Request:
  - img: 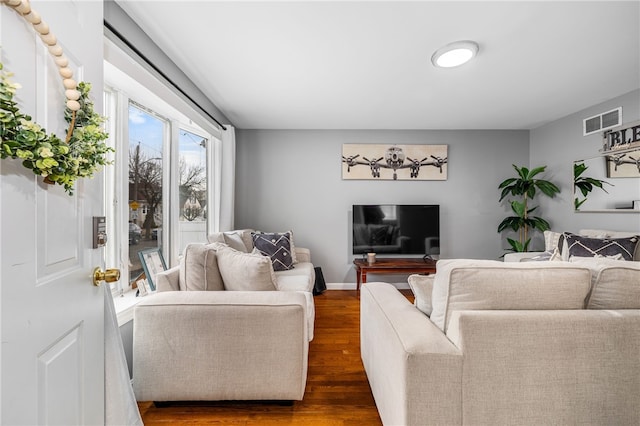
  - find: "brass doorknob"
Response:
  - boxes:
[93,267,121,287]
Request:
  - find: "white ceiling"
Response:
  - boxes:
[117,1,640,130]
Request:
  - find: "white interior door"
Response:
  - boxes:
[1,2,106,424]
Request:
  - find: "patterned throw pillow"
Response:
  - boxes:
[563,232,639,261]
[251,232,295,271]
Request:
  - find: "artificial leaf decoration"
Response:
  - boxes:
[0,62,112,195]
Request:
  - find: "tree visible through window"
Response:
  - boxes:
[179,129,207,222]
[128,103,165,283]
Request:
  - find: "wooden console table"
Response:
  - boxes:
[353,258,436,291]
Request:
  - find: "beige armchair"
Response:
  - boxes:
[133,291,310,402]
[132,231,315,403]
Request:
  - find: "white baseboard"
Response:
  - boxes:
[326,282,357,290]
[326,282,410,290]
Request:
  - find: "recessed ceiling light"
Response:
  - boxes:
[431,40,479,68]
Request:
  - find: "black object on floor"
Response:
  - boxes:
[313,267,327,295]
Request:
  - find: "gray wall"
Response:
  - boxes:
[531,89,640,242]
[235,129,529,283]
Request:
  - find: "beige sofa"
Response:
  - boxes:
[360,259,640,426]
[156,229,316,293]
[133,229,315,403]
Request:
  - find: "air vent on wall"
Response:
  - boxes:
[583,107,622,136]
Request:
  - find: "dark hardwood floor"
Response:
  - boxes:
[138,289,412,425]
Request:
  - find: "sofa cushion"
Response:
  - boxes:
[179,243,224,291]
[408,274,434,316]
[216,245,278,291]
[564,232,639,261]
[274,262,315,292]
[430,259,592,332]
[252,232,295,271]
[570,258,640,309]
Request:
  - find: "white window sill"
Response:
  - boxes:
[113,289,143,327]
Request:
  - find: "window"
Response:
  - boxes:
[128,103,167,284]
[177,128,209,253]
[103,50,218,294]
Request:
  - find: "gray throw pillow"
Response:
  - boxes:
[179,243,224,291]
[251,232,295,271]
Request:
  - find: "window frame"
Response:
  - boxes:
[104,65,217,295]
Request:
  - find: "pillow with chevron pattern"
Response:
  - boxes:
[251,232,295,271]
[563,232,640,261]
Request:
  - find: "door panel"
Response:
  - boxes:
[1,2,105,424]
[37,324,83,425]
[37,186,82,277]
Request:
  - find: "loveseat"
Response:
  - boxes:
[360,258,640,425]
[133,229,315,403]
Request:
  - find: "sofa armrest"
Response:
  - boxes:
[295,247,311,263]
[133,291,309,402]
[360,282,462,426]
[446,310,640,425]
[155,265,180,292]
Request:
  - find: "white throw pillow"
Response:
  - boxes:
[216,245,278,291]
[544,230,563,252]
[408,274,434,317]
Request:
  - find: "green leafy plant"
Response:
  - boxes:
[573,162,612,210]
[498,165,561,252]
[0,61,112,195]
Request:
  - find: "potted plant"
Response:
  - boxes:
[573,162,611,210]
[498,165,560,252]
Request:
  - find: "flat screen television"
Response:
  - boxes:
[352,204,440,256]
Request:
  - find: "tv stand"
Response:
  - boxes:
[353,257,436,291]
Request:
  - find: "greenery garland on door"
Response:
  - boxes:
[0,0,112,195]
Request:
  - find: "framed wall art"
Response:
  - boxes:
[138,247,167,291]
[606,150,640,178]
[342,144,448,180]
